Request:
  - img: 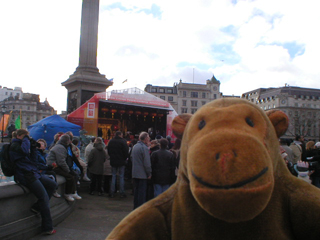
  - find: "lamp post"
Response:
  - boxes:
[1,103,7,143]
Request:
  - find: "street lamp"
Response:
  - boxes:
[1,103,7,143]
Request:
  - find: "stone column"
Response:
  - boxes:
[78,0,99,71]
[62,0,112,113]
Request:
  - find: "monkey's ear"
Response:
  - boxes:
[172,114,192,139]
[266,110,289,138]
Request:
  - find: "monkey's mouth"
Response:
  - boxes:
[191,167,268,190]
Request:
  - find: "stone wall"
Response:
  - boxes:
[0,175,75,240]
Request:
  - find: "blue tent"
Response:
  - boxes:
[27,115,81,147]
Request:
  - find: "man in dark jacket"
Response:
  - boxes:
[107,131,129,198]
[88,137,107,195]
[9,129,57,235]
[151,138,176,197]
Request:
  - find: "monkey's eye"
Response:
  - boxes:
[245,117,254,127]
[199,120,206,130]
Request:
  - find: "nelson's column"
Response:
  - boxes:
[62,0,112,113]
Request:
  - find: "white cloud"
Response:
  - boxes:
[1,0,320,113]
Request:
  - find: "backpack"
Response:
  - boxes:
[0,143,15,177]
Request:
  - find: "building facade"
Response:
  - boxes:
[1,93,56,130]
[0,86,23,102]
[145,75,222,114]
[242,86,320,140]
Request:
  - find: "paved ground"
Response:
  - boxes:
[29,183,134,240]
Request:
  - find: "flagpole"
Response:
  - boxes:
[20,109,22,129]
[1,115,4,143]
[193,68,194,84]
[1,103,7,142]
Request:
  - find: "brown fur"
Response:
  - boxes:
[106,98,320,240]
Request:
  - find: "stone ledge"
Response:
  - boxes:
[0,175,74,240]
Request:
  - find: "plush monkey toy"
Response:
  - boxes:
[106,98,320,240]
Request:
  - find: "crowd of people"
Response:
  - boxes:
[7,128,181,235]
[9,124,320,237]
[280,135,320,187]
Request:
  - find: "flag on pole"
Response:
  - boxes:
[109,78,114,82]
[122,79,128,84]
[0,114,10,131]
[15,110,21,129]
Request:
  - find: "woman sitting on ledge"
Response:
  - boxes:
[9,129,57,235]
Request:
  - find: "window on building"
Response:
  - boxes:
[182,100,187,106]
[191,100,198,107]
[191,92,198,98]
[168,96,173,101]
[202,92,206,98]
[10,92,13,96]
[183,91,186,97]
[214,94,217,99]
[181,108,188,113]
[5,92,8,95]
[191,108,197,114]
[160,96,165,100]
[159,88,164,93]
[27,106,30,110]
[202,101,206,105]
[167,89,173,93]
[12,105,15,109]
[295,103,299,107]
[26,117,30,120]
[151,88,157,93]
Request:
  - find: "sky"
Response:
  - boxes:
[1,0,320,113]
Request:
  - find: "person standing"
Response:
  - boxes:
[131,132,152,209]
[147,140,160,200]
[71,137,90,181]
[279,138,294,164]
[151,138,176,197]
[107,131,129,198]
[166,135,174,150]
[290,135,303,164]
[88,137,107,196]
[306,141,320,188]
[103,145,112,194]
[85,137,95,164]
[9,129,57,235]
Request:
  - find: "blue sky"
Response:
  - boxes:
[0,0,319,113]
